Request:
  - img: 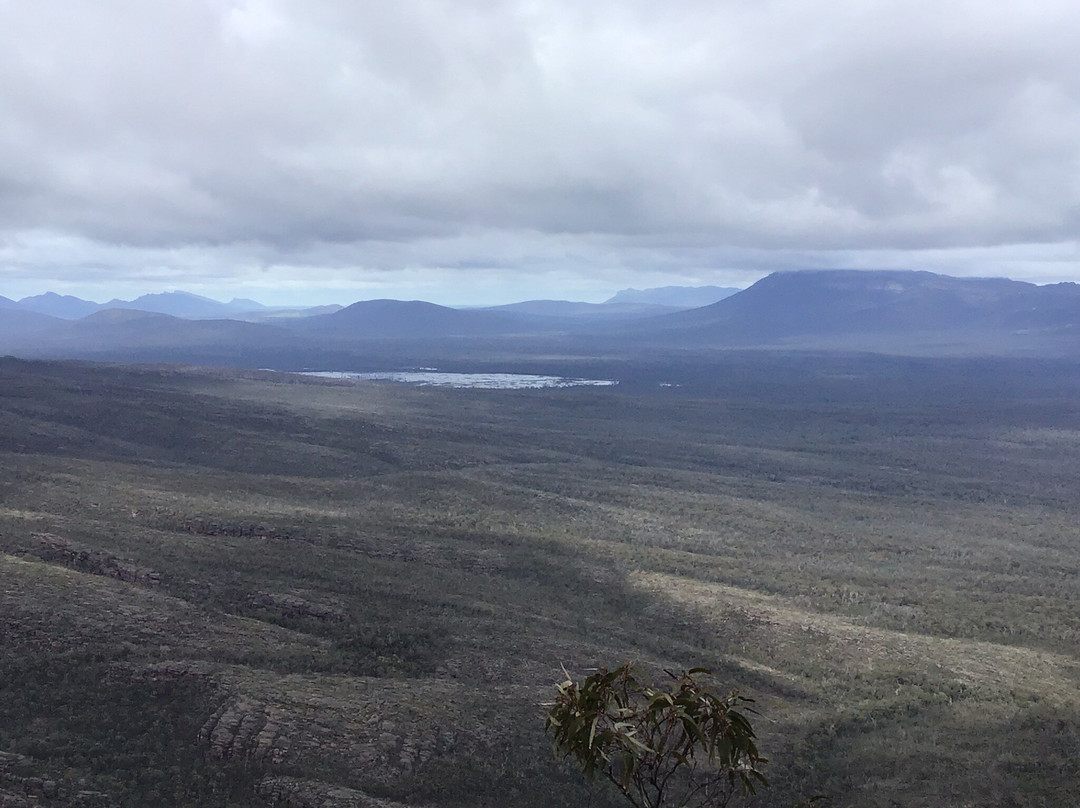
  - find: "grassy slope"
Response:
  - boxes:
[0,356,1078,807]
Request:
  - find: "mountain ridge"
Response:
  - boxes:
[6,271,1080,361]
[18,291,104,319]
[290,298,532,338]
[8,290,274,320]
[635,269,1080,351]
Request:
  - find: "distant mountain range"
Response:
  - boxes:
[3,272,1080,363]
[13,290,271,320]
[2,286,735,322]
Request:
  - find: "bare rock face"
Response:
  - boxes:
[121,661,213,684]
[199,700,291,764]
[28,533,162,585]
[255,776,419,808]
[177,518,300,543]
[0,752,114,808]
[71,792,116,808]
[248,591,346,622]
[366,720,456,775]
[0,790,37,807]
[0,753,60,807]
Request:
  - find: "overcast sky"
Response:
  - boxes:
[2,0,1080,305]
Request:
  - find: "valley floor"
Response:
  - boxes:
[0,354,1078,807]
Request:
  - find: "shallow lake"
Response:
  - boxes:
[301,371,618,389]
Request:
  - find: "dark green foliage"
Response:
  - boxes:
[0,656,255,807]
[546,663,767,808]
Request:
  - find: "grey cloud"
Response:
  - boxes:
[2,0,1080,296]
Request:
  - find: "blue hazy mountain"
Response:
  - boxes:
[3,309,306,367]
[0,309,65,339]
[17,292,104,319]
[638,270,1080,351]
[104,291,269,318]
[13,291,271,320]
[291,299,528,338]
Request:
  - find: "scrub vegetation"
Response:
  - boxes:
[0,353,1078,807]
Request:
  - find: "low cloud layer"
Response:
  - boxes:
[2,0,1079,302]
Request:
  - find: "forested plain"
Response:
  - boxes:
[1,352,1078,807]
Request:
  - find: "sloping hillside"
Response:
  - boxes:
[0,309,65,339]
[1,357,1078,807]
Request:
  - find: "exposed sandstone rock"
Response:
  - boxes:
[121,661,213,683]
[0,752,71,806]
[0,789,36,808]
[0,753,24,776]
[199,700,291,764]
[29,533,161,586]
[248,591,345,622]
[176,518,301,543]
[256,776,420,808]
[72,791,116,808]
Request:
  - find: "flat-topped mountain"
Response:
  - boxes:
[641,270,1080,352]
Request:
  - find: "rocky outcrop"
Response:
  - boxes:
[0,752,115,808]
[199,700,291,765]
[176,518,305,543]
[362,716,458,774]
[121,661,214,684]
[28,533,161,585]
[255,777,418,808]
[70,793,115,808]
[0,790,37,808]
[0,753,55,805]
[248,591,345,622]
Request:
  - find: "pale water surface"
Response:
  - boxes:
[302,371,617,389]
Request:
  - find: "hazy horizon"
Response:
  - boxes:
[5,267,1079,312]
[4,281,751,310]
